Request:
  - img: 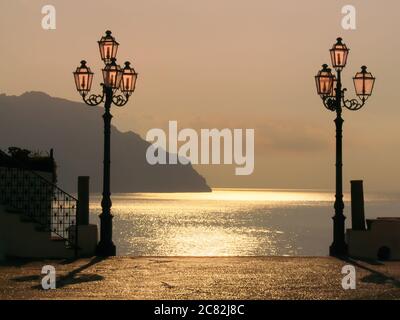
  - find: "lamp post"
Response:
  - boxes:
[315,37,375,257]
[73,30,138,256]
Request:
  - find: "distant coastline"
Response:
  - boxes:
[0,92,211,193]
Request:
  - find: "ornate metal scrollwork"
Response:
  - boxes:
[83,93,105,106]
[321,90,366,112]
[341,88,365,111]
[112,94,129,107]
[342,98,365,111]
[81,90,129,107]
[322,96,337,112]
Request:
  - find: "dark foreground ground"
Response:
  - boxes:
[0,257,399,300]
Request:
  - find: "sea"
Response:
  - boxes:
[88,189,400,256]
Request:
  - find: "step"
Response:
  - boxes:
[0,205,74,259]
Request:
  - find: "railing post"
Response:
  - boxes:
[350,180,366,231]
[77,176,90,226]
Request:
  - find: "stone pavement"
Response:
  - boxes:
[0,256,399,299]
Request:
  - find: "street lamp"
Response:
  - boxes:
[73,30,138,256]
[98,30,119,64]
[315,37,375,257]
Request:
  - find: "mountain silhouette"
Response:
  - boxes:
[0,92,211,193]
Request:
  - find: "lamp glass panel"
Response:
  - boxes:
[103,66,122,89]
[330,43,349,69]
[121,72,137,93]
[329,77,337,97]
[122,74,133,91]
[354,73,375,97]
[99,40,119,63]
[316,72,333,95]
[363,77,375,96]
[320,76,331,94]
[74,68,93,94]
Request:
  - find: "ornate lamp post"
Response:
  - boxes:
[73,31,138,256]
[315,37,375,257]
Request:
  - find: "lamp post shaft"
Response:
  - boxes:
[330,70,348,256]
[96,86,116,256]
[73,31,137,257]
[315,39,375,256]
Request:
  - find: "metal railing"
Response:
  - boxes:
[0,150,79,255]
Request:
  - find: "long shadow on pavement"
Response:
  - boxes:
[338,256,400,288]
[11,256,106,289]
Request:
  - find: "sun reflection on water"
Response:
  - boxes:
[111,188,335,203]
[89,189,400,256]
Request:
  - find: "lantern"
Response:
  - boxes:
[102,58,123,90]
[330,38,349,71]
[73,60,94,96]
[98,30,119,64]
[315,64,334,96]
[353,66,375,101]
[120,62,138,96]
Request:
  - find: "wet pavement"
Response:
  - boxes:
[0,256,399,300]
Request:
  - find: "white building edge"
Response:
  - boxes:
[0,149,97,260]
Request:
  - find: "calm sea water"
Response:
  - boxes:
[88,189,400,256]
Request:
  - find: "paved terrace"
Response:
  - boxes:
[0,257,399,299]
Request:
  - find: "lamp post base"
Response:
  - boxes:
[96,241,116,257]
[329,242,348,257]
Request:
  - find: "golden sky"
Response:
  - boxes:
[1,0,400,192]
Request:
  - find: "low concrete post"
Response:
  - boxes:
[0,240,5,261]
[350,180,366,231]
[77,176,89,226]
[69,176,98,257]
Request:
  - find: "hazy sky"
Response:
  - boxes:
[1,0,400,192]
